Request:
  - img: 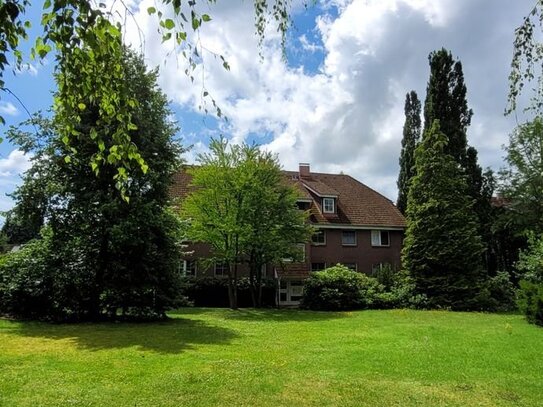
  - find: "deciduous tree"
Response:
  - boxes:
[182,138,310,309]
[499,117,543,234]
[0,49,185,321]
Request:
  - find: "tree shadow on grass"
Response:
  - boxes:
[171,307,349,322]
[3,317,238,354]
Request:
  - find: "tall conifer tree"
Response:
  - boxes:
[423,48,472,165]
[402,120,484,309]
[422,48,493,271]
[397,91,421,214]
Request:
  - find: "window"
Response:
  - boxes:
[342,230,357,246]
[371,230,390,247]
[214,262,228,277]
[323,197,335,213]
[311,229,326,245]
[311,262,326,272]
[343,263,357,271]
[181,259,197,276]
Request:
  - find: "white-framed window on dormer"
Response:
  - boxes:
[371,230,390,247]
[323,197,335,213]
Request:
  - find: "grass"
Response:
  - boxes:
[1,308,542,406]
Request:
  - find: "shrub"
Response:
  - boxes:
[301,265,427,311]
[301,265,377,311]
[517,280,543,326]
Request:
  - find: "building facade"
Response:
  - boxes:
[172,163,406,306]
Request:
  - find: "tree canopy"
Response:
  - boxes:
[0,48,185,321]
[0,0,295,198]
[499,117,543,234]
[182,138,311,308]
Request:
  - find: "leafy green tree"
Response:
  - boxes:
[403,120,485,310]
[1,49,185,321]
[508,0,543,114]
[499,117,543,234]
[397,90,421,214]
[182,138,310,309]
[0,0,295,197]
[236,149,312,307]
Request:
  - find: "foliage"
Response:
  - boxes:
[182,138,310,309]
[301,264,425,311]
[422,48,493,273]
[423,48,472,165]
[0,0,29,126]
[508,0,543,114]
[403,120,485,310]
[0,49,185,321]
[0,228,97,321]
[0,0,295,194]
[517,280,543,326]
[180,276,277,308]
[499,118,543,234]
[516,233,543,282]
[301,265,374,311]
[397,90,421,214]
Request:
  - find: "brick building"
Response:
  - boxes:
[171,163,406,306]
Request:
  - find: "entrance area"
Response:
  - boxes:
[278,279,304,306]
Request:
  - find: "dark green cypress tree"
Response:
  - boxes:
[403,120,485,310]
[397,91,421,214]
[423,48,495,273]
[423,48,472,165]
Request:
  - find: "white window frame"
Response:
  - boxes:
[214,262,229,277]
[182,259,197,276]
[342,230,357,246]
[311,229,326,246]
[323,197,335,213]
[371,230,390,247]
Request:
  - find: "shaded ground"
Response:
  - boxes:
[1,308,542,406]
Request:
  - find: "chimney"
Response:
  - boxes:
[299,163,310,178]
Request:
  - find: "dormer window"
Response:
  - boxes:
[323,197,335,213]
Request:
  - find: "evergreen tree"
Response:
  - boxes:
[403,120,484,310]
[423,48,494,271]
[423,48,472,165]
[397,91,421,214]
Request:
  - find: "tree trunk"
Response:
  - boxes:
[249,265,257,308]
[257,267,263,308]
[228,262,238,310]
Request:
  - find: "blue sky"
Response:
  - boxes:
[0,0,536,214]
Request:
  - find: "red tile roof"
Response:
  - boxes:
[171,166,406,229]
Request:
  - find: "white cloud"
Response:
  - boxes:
[118,0,534,200]
[0,102,19,117]
[0,150,32,178]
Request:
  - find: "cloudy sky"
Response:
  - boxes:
[0,0,536,211]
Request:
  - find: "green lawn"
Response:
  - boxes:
[1,309,542,406]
